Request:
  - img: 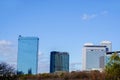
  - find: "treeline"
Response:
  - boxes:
[18,70,106,80]
[1,70,118,80]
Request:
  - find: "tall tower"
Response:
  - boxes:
[100,41,112,65]
[50,51,69,73]
[100,40,112,52]
[17,35,39,74]
[82,43,106,71]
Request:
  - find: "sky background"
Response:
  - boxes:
[0,0,120,73]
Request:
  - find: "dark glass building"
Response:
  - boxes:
[50,51,69,73]
[17,35,39,74]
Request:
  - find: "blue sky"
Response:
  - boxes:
[0,0,120,73]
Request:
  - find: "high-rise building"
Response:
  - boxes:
[17,35,39,74]
[50,51,69,73]
[82,43,107,71]
[100,41,112,65]
[100,40,112,52]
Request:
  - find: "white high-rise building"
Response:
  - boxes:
[82,43,107,71]
[100,41,112,65]
[100,40,112,52]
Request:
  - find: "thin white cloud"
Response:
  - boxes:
[81,10,108,21]
[81,14,97,20]
[0,40,12,53]
[38,52,49,73]
[82,14,89,20]
[0,40,17,68]
[0,40,13,55]
[0,40,12,45]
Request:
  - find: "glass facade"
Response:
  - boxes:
[17,36,39,74]
[50,51,69,73]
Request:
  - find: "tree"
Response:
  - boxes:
[105,53,120,80]
[0,62,15,76]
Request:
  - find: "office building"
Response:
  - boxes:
[82,43,107,71]
[100,40,112,52]
[100,41,112,65]
[17,35,39,74]
[50,51,69,73]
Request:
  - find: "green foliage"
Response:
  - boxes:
[105,53,120,80]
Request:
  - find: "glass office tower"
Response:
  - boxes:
[50,51,69,73]
[17,35,39,74]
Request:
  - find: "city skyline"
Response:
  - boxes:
[0,0,120,73]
